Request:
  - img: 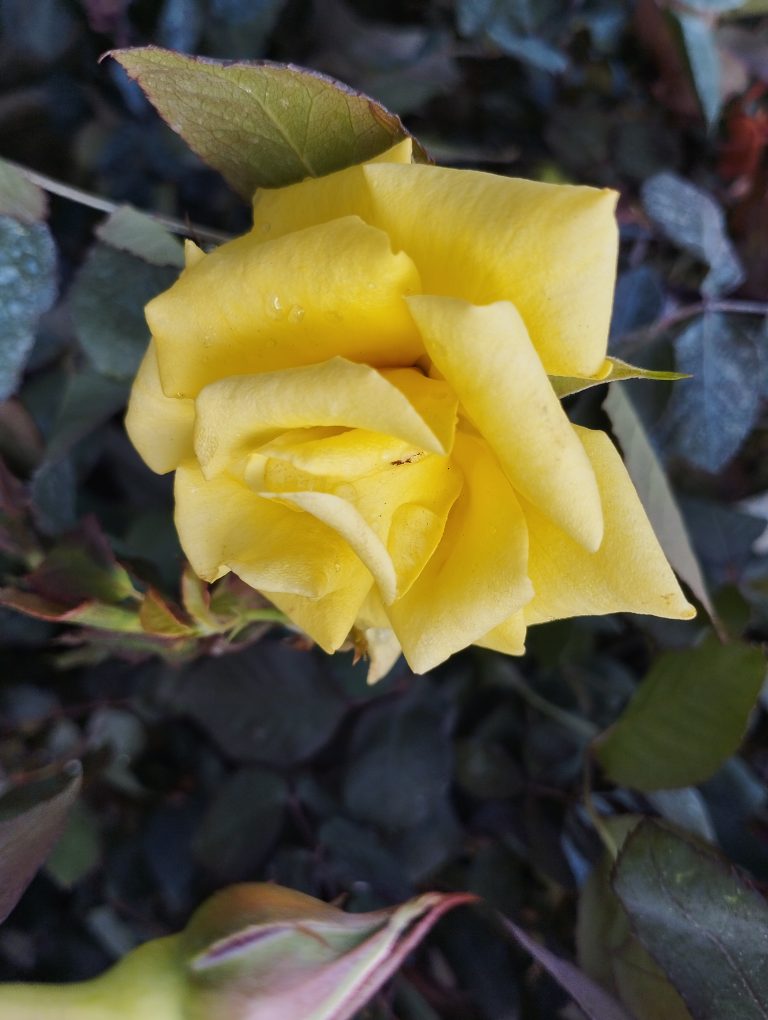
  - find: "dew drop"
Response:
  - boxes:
[289,304,305,323]
[268,294,285,319]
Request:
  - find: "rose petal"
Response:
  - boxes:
[263,573,372,653]
[255,450,461,604]
[254,428,419,481]
[252,165,617,377]
[360,627,402,685]
[194,359,454,479]
[366,138,414,164]
[250,139,412,239]
[523,427,696,624]
[124,340,194,474]
[381,367,457,455]
[386,431,532,674]
[148,216,423,398]
[346,452,462,596]
[407,297,604,552]
[262,490,399,605]
[184,238,205,268]
[174,462,363,598]
[475,613,527,655]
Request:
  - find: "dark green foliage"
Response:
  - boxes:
[0,218,56,400]
[613,821,768,1019]
[595,634,766,790]
[1,2,768,1019]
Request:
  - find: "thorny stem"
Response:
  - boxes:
[4,158,231,246]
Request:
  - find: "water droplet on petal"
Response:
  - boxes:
[289,304,305,323]
[268,294,285,319]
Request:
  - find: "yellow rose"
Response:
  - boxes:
[126,139,694,674]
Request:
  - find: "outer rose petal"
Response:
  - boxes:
[523,427,696,624]
[174,462,365,598]
[124,340,194,474]
[262,573,373,654]
[250,140,412,243]
[366,138,414,164]
[386,432,533,674]
[252,165,617,378]
[407,297,603,552]
[475,613,527,655]
[183,238,205,268]
[360,627,402,685]
[148,216,423,398]
[194,358,455,479]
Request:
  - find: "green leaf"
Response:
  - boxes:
[456,0,569,74]
[0,764,82,923]
[577,818,693,1020]
[595,634,766,791]
[45,801,102,888]
[641,173,743,294]
[193,767,287,882]
[681,497,766,589]
[646,788,716,842]
[306,6,458,117]
[26,520,140,605]
[456,0,497,36]
[455,736,523,799]
[0,0,79,65]
[343,693,452,831]
[46,370,129,460]
[109,47,426,199]
[163,643,348,766]
[665,313,764,473]
[610,266,666,339]
[0,216,57,400]
[318,817,409,898]
[551,358,687,398]
[70,243,178,380]
[95,205,185,268]
[0,158,47,224]
[603,385,717,625]
[29,456,76,535]
[0,588,144,633]
[485,25,569,73]
[203,0,287,60]
[613,820,768,1020]
[675,12,723,129]
[138,588,195,637]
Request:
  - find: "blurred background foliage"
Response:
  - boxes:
[1,0,768,1017]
